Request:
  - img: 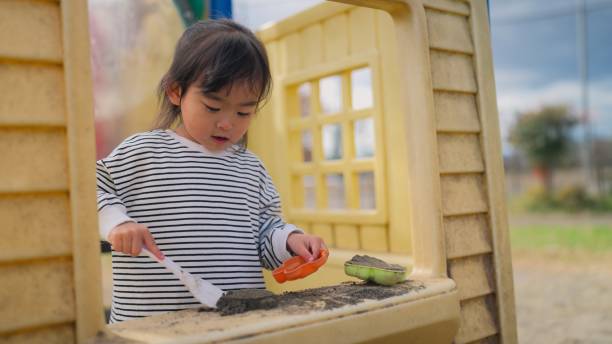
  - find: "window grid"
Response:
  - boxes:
[285,58,386,225]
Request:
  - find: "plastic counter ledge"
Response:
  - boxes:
[101,278,459,344]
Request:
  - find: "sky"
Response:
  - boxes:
[234,0,612,153]
[489,0,612,149]
[233,0,322,29]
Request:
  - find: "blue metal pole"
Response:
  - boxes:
[487,0,491,26]
[209,0,232,19]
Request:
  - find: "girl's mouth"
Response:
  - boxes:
[212,136,229,143]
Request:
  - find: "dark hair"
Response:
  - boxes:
[155,19,272,149]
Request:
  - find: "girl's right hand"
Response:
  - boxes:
[108,222,164,260]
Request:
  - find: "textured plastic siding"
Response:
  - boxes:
[0,0,103,342]
[425,2,515,342]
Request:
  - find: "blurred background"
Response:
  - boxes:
[89,1,612,342]
[489,1,612,343]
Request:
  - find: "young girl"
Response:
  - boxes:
[96,19,326,323]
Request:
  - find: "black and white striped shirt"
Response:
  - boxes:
[96,130,299,323]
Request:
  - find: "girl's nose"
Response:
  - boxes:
[217,117,232,131]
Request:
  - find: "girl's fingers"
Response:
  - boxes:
[143,232,164,260]
[309,239,322,260]
[131,236,143,256]
[292,240,314,262]
[111,234,122,252]
[123,235,132,256]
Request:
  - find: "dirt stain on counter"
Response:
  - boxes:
[214,289,278,316]
[205,280,424,316]
[278,280,423,312]
[102,280,427,343]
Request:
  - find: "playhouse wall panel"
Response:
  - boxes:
[0,259,75,333]
[448,254,495,300]
[456,295,499,344]
[0,0,104,341]
[300,24,324,68]
[437,134,484,173]
[426,9,473,54]
[0,193,72,262]
[374,9,413,255]
[423,0,470,16]
[360,225,388,252]
[334,224,360,250]
[444,214,492,259]
[312,223,335,247]
[349,7,377,53]
[0,0,62,63]
[0,64,66,126]
[259,5,397,259]
[434,91,481,133]
[279,33,301,74]
[430,50,477,93]
[440,174,488,215]
[0,324,75,344]
[266,41,282,77]
[248,41,281,174]
[0,128,68,192]
[323,14,349,61]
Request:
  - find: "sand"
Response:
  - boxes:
[346,255,406,271]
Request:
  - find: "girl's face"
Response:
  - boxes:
[169,82,257,152]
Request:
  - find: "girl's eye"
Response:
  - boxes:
[205,105,220,112]
[237,112,251,117]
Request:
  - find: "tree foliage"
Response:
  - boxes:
[509,105,578,193]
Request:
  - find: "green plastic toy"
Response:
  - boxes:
[344,255,406,286]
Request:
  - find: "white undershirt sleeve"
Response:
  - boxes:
[98,205,134,241]
[271,224,304,262]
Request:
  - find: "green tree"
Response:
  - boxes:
[509,105,578,195]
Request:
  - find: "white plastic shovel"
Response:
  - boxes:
[143,248,225,308]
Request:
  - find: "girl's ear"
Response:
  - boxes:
[167,83,182,106]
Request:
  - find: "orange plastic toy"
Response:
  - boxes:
[272,248,329,283]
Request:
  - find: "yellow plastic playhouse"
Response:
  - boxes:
[0,0,517,343]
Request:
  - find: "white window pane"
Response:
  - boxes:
[322,123,342,160]
[319,75,343,114]
[354,117,375,158]
[302,130,313,162]
[351,67,373,110]
[326,174,345,209]
[298,82,311,117]
[359,172,376,209]
[303,175,315,209]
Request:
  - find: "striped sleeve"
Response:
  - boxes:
[256,163,303,270]
[96,159,133,240]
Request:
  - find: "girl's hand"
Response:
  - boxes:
[108,222,164,260]
[286,232,326,262]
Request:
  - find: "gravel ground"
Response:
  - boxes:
[513,251,612,344]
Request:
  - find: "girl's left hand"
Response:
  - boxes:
[286,232,326,262]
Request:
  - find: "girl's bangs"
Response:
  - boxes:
[198,36,270,101]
